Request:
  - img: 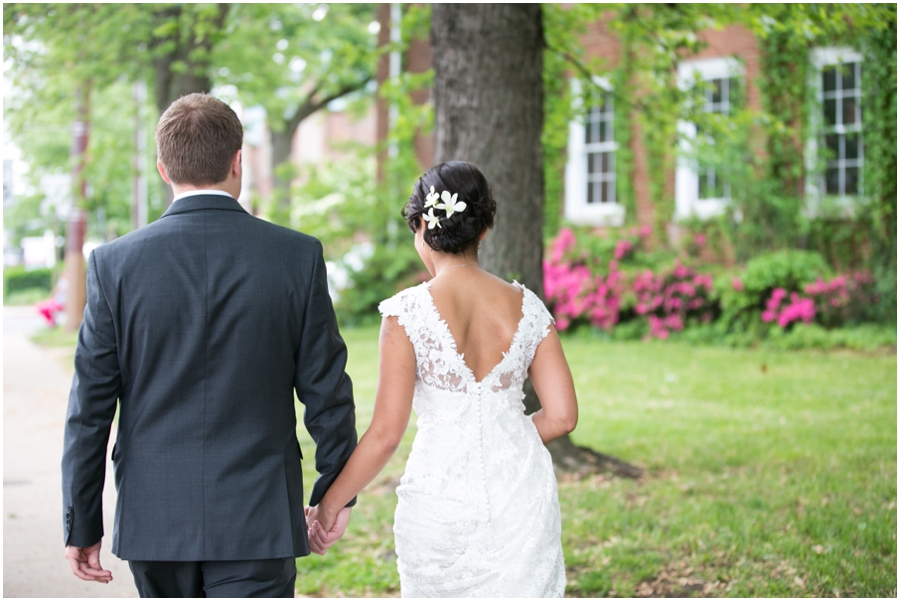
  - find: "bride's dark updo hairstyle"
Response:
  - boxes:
[402,161,497,255]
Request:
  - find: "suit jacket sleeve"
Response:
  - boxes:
[61,251,121,547]
[295,241,358,507]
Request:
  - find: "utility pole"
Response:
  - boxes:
[64,84,90,333]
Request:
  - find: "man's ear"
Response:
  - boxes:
[156,161,172,184]
[231,149,242,179]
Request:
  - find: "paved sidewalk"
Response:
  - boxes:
[3,305,137,597]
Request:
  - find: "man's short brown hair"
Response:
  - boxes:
[155,93,243,186]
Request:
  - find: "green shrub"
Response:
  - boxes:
[4,266,53,299]
[718,250,831,334]
[767,323,897,351]
[334,244,425,327]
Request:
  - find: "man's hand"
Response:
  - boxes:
[65,541,113,583]
[304,506,351,556]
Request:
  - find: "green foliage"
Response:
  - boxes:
[334,244,424,327]
[765,323,897,352]
[859,6,898,323]
[214,3,376,134]
[4,266,52,298]
[718,250,831,334]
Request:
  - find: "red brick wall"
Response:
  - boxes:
[577,16,760,246]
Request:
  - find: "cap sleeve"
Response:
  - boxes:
[522,286,555,343]
[378,293,405,319]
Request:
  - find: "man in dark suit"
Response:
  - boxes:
[62,93,358,597]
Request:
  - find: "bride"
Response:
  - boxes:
[306,161,578,597]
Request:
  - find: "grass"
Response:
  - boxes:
[295,326,896,597]
[4,287,51,306]
[28,320,896,596]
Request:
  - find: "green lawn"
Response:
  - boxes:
[295,326,897,597]
[30,320,895,596]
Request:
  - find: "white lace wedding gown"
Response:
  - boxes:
[378,281,566,598]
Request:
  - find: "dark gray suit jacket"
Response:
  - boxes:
[61,194,357,561]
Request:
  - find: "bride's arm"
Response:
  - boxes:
[528,327,578,443]
[312,315,416,533]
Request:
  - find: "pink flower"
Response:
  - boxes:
[693,233,707,248]
[613,239,633,260]
[639,225,652,238]
[732,277,744,292]
[551,228,577,263]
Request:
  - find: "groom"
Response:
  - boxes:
[61,93,357,597]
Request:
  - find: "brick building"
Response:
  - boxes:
[372,7,866,246]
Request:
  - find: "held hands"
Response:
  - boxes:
[304,505,352,556]
[65,541,113,583]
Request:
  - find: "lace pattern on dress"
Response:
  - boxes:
[378,281,555,394]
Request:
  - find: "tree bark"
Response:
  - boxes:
[431,3,544,296]
[270,79,373,212]
[432,4,641,478]
[150,3,230,208]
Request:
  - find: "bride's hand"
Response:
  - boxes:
[307,506,352,556]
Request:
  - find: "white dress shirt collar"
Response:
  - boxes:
[172,189,235,203]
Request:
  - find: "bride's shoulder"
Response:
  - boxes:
[378,282,429,318]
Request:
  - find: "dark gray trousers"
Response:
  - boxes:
[128,557,296,598]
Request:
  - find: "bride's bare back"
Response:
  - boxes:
[427,268,525,382]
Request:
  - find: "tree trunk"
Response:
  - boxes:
[431,3,544,296]
[270,127,296,220]
[432,4,641,478]
[150,3,230,208]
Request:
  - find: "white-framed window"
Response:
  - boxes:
[674,57,744,221]
[564,77,625,226]
[805,47,864,213]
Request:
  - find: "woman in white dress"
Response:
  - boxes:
[306,161,579,597]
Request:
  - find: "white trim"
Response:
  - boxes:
[564,77,625,226]
[804,47,865,217]
[674,57,744,222]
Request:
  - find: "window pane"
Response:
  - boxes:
[824,99,837,127]
[587,153,596,174]
[825,134,840,159]
[587,181,594,204]
[825,166,840,195]
[601,152,610,173]
[600,179,609,203]
[711,78,723,104]
[607,151,616,174]
[841,63,857,90]
[599,120,607,143]
[585,120,594,144]
[843,97,857,125]
[699,170,709,199]
[845,166,859,195]
[607,180,616,204]
[823,67,837,93]
[845,133,860,160]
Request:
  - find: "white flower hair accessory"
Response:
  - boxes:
[424,186,440,209]
[437,190,467,218]
[424,207,442,230]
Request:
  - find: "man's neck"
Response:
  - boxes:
[171,183,234,198]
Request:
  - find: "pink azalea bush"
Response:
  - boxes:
[803,271,877,327]
[632,262,716,339]
[544,228,715,338]
[761,288,816,328]
[544,228,624,331]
